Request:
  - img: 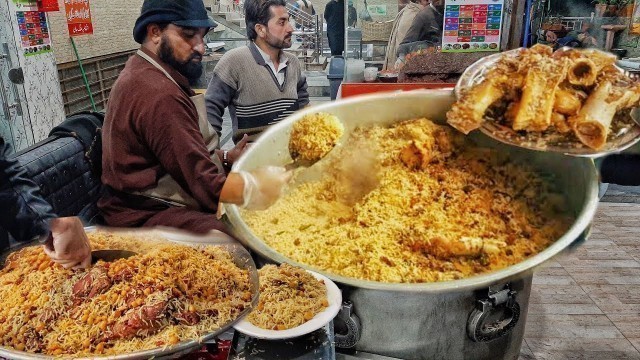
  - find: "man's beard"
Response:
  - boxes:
[265,31,292,49]
[158,36,203,83]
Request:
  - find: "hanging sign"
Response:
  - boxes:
[64,0,93,36]
[441,0,505,53]
[17,11,53,56]
[37,0,59,12]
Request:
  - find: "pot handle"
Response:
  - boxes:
[334,300,361,348]
[467,286,520,342]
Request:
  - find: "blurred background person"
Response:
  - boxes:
[536,28,558,48]
[348,0,357,27]
[395,0,443,67]
[292,0,315,31]
[558,22,598,48]
[324,0,345,55]
[384,0,428,70]
[400,0,443,45]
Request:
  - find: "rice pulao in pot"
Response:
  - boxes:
[223,90,598,360]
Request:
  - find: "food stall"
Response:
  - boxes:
[339,0,526,97]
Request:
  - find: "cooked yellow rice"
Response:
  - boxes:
[247,263,328,330]
[0,232,253,356]
[244,118,573,283]
[289,112,344,163]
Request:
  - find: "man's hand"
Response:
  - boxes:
[215,134,249,169]
[238,166,293,210]
[43,217,91,269]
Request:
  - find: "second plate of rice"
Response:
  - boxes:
[233,265,341,340]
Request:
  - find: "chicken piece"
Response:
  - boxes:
[109,299,169,340]
[416,236,506,259]
[72,266,112,299]
[173,310,200,326]
[400,141,430,170]
[399,127,456,170]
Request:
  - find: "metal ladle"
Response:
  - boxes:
[286,114,345,170]
[91,249,137,264]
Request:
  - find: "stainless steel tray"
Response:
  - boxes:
[0,226,259,360]
[455,48,640,157]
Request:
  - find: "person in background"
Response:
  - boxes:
[0,136,91,268]
[348,0,357,27]
[100,0,292,235]
[324,0,345,56]
[291,0,315,53]
[536,28,558,48]
[293,0,315,17]
[557,22,597,48]
[399,0,443,46]
[206,0,309,144]
[360,0,373,22]
[384,0,429,70]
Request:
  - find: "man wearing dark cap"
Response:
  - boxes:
[99,0,292,234]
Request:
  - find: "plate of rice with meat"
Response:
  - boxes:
[233,263,341,340]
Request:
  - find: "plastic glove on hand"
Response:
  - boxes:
[43,217,91,269]
[239,166,293,210]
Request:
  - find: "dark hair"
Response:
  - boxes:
[244,0,287,40]
[141,22,170,42]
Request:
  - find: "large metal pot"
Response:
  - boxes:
[223,90,598,359]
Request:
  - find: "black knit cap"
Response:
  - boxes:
[133,0,217,44]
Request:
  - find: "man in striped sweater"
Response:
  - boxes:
[205,0,309,143]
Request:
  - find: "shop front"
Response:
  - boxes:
[338,0,525,97]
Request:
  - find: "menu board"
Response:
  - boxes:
[16,11,52,56]
[441,0,504,53]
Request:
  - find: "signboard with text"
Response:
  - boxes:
[441,0,504,53]
[64,0,93,36]
[37,0,59,12]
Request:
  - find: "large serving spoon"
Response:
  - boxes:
[286,112,345,170]
[91,249,136,264]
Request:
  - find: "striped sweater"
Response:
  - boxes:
[205,43,309,143]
